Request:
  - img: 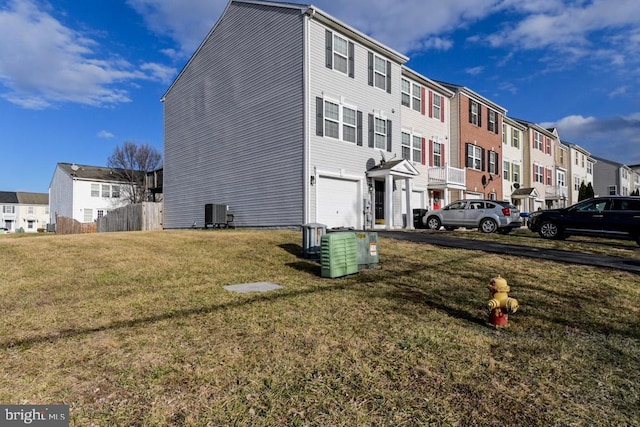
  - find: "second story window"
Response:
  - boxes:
[512,129,520,148]
[546,167,553,185]
[503,160,510,179]
[466,143,483,171]
[111,185,120,198]
[3,205,15,214]
[401,79,422,112]
[513,164,520,183]
[91,184,100,197]
[374,117,387,149]
[587,161,593,175]
[502,124,507,145]
[401,79,410,107]
[28,206,34,214]
[401,132,422,163]
[316,97,363,145]
[534,164,544,183]
[432,141,443,167]
[488,151,499,174]
[557,170,566,187]
[432,93,442,120]
[102,184,110,198]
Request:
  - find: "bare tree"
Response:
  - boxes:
[107,141,162,204]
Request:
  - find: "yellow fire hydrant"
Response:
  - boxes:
[487,275,518,327]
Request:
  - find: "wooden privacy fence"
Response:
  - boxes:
[55,216,97,235]
[97,203,163,232]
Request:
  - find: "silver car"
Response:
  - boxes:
[424,199,522,233]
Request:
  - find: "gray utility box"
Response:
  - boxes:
[302,223,326,259]
[205,204,230,228]
[355,231,379,270]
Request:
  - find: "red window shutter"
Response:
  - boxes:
[428,91,433,118]
[421,87,426,115]
[442,143,446,165]
[441,98,445,123]
[428,139,433,166]
[422,137,427,165]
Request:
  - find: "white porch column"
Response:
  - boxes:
[405,178,413,229]
[385,175,393,230]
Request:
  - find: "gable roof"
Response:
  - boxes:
[17,192,49,205]
[163,0,409,99]
[434,80,507,114]
[56,162,139,183]
[0,191,19,204]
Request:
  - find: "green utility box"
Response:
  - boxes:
[355,231,379,270]
[320,232,358,278]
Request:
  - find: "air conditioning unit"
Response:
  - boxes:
[205,204,231,228]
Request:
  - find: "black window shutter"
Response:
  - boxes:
[495,152,500,175]
[386,61,391,93]
[325,30,332,69]
[487,110,491,131]
[478,105,482,127]
[348,42,355,78]
[468,101,473,124]
[367,52,373,86]
[465,143,471,167]
[357,111,363,146]
[386,120,392,151]
[316,97,324,136]
[368,114,374,147]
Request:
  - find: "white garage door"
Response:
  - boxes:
[317,177,360,229]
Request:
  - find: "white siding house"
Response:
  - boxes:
[49,163,131,226]
[0,191,49,232]
[162,0,454,230]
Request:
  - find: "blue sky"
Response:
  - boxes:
[2,0,639,193]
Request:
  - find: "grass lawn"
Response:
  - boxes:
[1,230,638,426]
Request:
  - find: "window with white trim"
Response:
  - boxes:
[470,100,479,126]
[535,132,543,150]
[374,55,387,90]
[557,170,566,187]
[502,124,507,145]
[101,184,110,198]
[468,145,482,170]
[324,99,356,143]
[488,151,498,174]
[401,132,411,160]
[83,208,93,222]
[432,93,442,120]
[574,176,580,191]
[488,110,497,133]
[111,185,120,198]
[412,83,421,111]
[513,164,520,184]
[98,209,105,219]
[534,164,544,183]
[332,34,349,74]
[512,129,520,148]
[3,205,15,214]
[433,142,443,167]
[401,79,410,107]
[374,117,387,149]
[401,132,422,162]
[28,206,34,214]
[91,184,99,197]
[587,161,593,175]
[503,160,510,180]
[546,167,553,185]
[608,185,617,195]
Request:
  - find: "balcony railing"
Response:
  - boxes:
[427,166,466,187]
[545,186,568,200]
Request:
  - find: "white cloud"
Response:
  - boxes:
[97,130,115,139]
[465,66,484,76]
[0,0,173,109]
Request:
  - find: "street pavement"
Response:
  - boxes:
[377,230,640,274]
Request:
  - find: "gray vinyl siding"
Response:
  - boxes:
[163,2,305,228]
[49,166,73,224]
[448,93,461,169]
[307,19,404,224]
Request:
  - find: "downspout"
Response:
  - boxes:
[302,8,313,224]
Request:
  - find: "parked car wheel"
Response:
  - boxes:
[479,218,498,233]
[426,216,442,230]
[497,228,512,234]
[538,221,562,239]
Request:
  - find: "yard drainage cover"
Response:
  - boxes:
[224,282,283,293]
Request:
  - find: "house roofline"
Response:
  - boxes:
[434,80,507,114]
[401,67,454,98]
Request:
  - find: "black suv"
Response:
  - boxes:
[528,196,640,246]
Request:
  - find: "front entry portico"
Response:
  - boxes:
[366,159,420,230]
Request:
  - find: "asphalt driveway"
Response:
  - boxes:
[377,230,640,274]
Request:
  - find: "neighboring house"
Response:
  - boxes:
[551,136,569,208]
[564,141,595,205]
[501,116,526,208]
[399,67,462,211]
[162,0,457,230]
[514,119,557,212]
[0,191,49,232]
[49,163,132,226]
[629,164,640,194]
[437,81,507,201]
[591,156,632,197]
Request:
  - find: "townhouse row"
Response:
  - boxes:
[160,0,639,230]
[0,191,49,232]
